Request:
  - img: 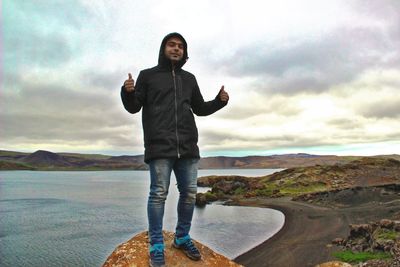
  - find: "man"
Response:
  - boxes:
[121,32,229,267]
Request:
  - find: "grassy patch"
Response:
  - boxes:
[377,229,399,240]
[254,183,279,196]
[279,182,327,195]
[333,250,392,263]
[257,180,327,197]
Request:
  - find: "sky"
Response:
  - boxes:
[2,0,400,157]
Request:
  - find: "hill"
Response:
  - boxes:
[0,150,146,170]
[198,154,360,169]
[0,160,35,170]
[0,149,399,171]
[22,150,73,167]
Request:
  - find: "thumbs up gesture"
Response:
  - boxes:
[218,85,229,103]
[124,73,135,92]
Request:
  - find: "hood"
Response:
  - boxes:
[158,32,188,69]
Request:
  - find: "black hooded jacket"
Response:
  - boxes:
[121,33,227,163]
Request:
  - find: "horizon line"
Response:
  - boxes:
[1,148,399,158]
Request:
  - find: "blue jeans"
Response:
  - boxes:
[147,158,199,245]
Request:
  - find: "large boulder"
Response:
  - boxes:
[103,230,243,267]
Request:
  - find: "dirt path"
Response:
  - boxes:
[233,197,398,267]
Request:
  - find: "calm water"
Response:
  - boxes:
[0,169,284,267]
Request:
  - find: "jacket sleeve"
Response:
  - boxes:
[120,71,146,114]
[191,78,227,116]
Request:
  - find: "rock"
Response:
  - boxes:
[394,221,400,231]
[232,181,246,191]
[392,241,400,266]
[212,180,232,194]
[380,219,394,229]
[372,238,395,252]
[103,230,243,267]
[212,180,247,195]
[332,238,344,245]
[195,193,207,207]
[333,220,400,267]
[349,224,371,238]
[314,261,352,267]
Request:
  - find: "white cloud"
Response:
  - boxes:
[2,0,400,156]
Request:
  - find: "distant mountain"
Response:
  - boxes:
[0,149,399,171]
[0,150,146,170]
[22,150,73,167]
[198,154,359,169]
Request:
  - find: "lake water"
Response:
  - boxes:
[0,169,284,267]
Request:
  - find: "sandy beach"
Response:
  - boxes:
[233,196,399,267]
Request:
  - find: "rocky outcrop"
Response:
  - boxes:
[332,219,400,266]
[197,158,400,204]
[197,175,264,194]
[103,231,243,267]
[195,192,220,206]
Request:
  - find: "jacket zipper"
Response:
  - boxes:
[172,68,181,158]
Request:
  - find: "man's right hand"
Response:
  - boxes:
[124,73,135,92]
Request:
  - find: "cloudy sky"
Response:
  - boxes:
[2,0,400,157]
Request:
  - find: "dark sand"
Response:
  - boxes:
[233,196,399,267]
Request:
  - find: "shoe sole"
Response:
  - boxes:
[148,253,165,267]
[172,242,201,261]
[149,261,165,267]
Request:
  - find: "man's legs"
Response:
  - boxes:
[172,158,201,260]
[147,158,173,265]
[173,158,199,238]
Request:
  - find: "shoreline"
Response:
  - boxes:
[231,197,398,267]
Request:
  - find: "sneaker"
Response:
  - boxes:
[172,235,201,261]
[149,243,165,267]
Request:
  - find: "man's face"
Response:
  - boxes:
[164,37,184,63]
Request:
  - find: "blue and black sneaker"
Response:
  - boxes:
[172,235,201,261]
[149,243,165,267]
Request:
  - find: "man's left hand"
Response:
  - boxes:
[219,85,229,103]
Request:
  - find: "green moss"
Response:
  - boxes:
[204,191,218,201]
[234,187,246,195]
[333,250,392,263]
[279,182,327,195]
[254,188,274,197]
[256,179,327,197]
[377,229,399,240]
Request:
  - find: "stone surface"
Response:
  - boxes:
[195,193,207,207]
[103,231,243,267]
[380,219,394,229]
[314,261,352,267]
